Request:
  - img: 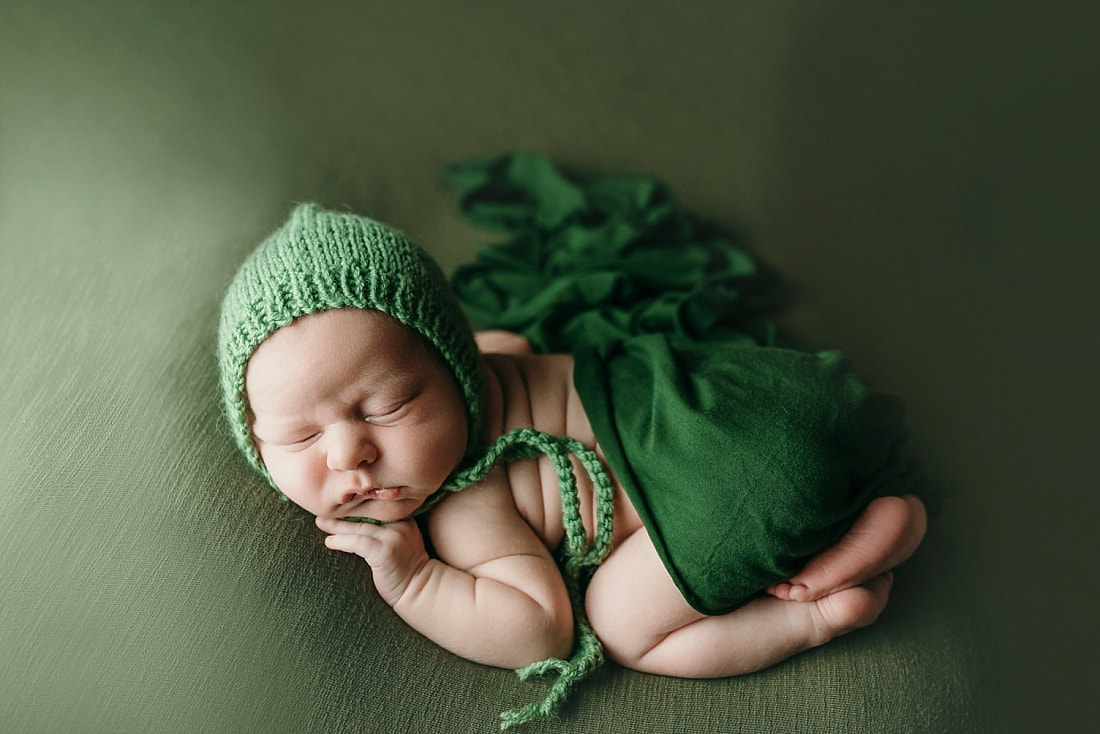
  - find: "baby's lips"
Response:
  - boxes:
[369,487,405,501]
[340,489,368,504]
[342,486,405,503]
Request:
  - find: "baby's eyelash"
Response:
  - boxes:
[287,432,320,446]
[363,401,409,424]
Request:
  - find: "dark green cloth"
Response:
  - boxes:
[575,336,915,614]
[447,153,784,353]
[451,153,919,614]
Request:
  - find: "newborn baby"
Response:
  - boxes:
[218,203,926,727]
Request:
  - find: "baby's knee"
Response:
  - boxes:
[586,582,630,655]
[585,575,699,670]
[584,570,670,668]
[584,529,704,669]
[585,593,651,668]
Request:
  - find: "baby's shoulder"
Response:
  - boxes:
[464,352,604,549]
[427,463,551,567]
[480,352,594,445]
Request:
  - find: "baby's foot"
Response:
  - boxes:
[807,572,893,644]
[768,495,925,602]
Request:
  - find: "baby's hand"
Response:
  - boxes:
[475,330,532,355]
[316,516,429,606]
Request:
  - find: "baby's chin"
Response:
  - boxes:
[335,497,426,525]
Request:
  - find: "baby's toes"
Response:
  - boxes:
[767,582,794,600]
[810,572,893,643]
[769,582,812,602]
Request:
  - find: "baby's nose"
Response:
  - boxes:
[326,425,379,471]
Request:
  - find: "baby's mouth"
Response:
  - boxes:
[365,487,404,501]
[343,487,405,504]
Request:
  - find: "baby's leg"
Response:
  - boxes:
[769,494,926,603]
[586,529,892,678]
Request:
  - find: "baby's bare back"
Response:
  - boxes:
[476,351,643,551]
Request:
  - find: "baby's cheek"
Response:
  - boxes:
[434,426,468,477]
[265,452,324,507]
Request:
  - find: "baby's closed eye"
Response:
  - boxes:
[287,432,321,447]
[362,402,409,425]
[360,387,424,425]
[252,428,321,449]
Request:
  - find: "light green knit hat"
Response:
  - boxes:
[217,202,484,490]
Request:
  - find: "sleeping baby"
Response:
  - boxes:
[217,195,926,728]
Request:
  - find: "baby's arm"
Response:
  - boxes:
[318,479,573,669]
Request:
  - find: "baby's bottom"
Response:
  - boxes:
[585,495,926,678]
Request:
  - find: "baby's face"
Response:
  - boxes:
[244,308,468,523]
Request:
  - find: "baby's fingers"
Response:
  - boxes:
[323,531,383,561]
[315,517,390,561]
[317,517,423,567]
[316,516,381,534]
[319,519,428,605]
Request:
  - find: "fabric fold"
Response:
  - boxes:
[447,153,784,354]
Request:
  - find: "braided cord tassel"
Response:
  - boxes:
[443,427,616,729]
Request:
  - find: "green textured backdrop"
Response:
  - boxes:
[2,2,1096,732]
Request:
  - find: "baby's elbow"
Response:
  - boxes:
[496,618,572,670]
[546,610,575,661]
[529,593,575,662]
[531,626,573,664]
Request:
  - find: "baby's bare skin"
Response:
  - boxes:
[768,494,927,603]
[475,331,925,676]
[247,311,926,676]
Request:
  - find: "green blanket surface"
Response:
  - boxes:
[3,3,1026,727]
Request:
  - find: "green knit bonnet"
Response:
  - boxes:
[217,202,484,492]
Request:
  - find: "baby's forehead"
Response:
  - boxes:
[244,307,448,399]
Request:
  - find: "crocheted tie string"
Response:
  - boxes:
[445,426,616,729]
[339,426,614,727]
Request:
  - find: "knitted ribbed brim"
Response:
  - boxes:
[217,203,483,489]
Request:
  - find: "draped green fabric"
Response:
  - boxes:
[574,337,917,614]
[450,154,919,614]
[448,153,784,353]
